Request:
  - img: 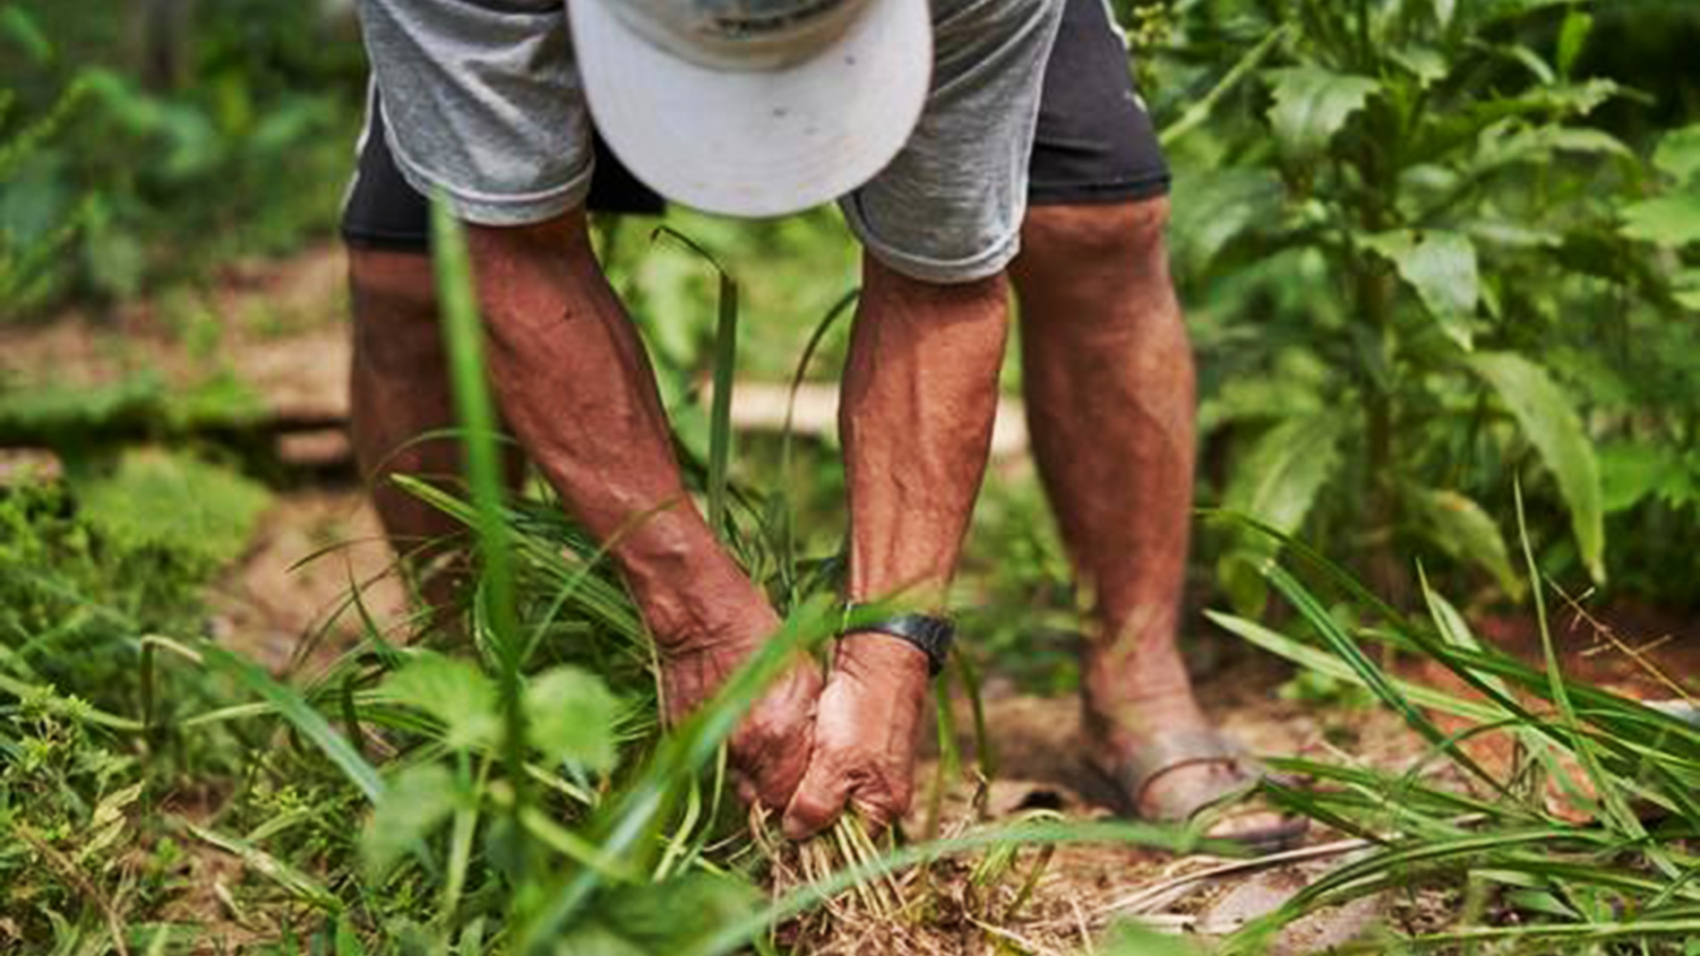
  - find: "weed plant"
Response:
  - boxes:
[1204,502,1699,954]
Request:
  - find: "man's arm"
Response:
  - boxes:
[464,212,823,811]
[783,257,1010,838]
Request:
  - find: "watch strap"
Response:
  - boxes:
[839,609,955,676]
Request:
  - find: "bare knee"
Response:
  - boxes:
[1016,197,1173,285]
[862,252,1008,318]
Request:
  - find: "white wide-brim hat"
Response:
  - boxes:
[568,0,932,218]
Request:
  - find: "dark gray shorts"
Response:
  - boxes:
[342,0,1168,253]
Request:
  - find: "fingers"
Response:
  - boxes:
[849,786,908,836]
[748,731,812,811]
[781,756,854,841]
[780,771,908,840]
[730,669,819,811]
[734,775,759,809]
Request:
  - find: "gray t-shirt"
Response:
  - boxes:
[354,0,1064,283]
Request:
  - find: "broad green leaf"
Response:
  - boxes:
[1530,78,1624,116]
[383,653,500,750]
[1390,47,1447,87]
[1500,43,1555,85]
[1196,352,1328,433]
[1465,220,1562,250]
[1265,68,1380,157]
[1169,168,1283,267]
[1220,412,1346,612]
[1651,124,1700,185]
[1222,414,1346,540]
[1597,442,1679,513]
[1467,352,1605,582]
[523,665,621,772]
[360,763,457,879]
[1477,0,1587,26]
[1554,10,1592,79]
[1360,229,1479,349]
[0,6,52,62]
[1675,268,1700,311]
[557,875,760,955]
[1405,486,1521,596]
[1620,194,1700,247]
[1473,123,1631,173]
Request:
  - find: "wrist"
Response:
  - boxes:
[835,633,933,687]
[838,607,954,676]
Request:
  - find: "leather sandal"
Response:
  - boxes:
[1087,728,1308,854]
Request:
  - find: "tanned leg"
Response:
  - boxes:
[783,256,1009,838]
[1011,199,1266,823]
[348,246,519,617]
[463,210,819,810]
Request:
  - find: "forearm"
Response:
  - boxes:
[464,212,766,651]
[839,257,1011,611]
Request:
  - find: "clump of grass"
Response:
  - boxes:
[1199,497,1700,954]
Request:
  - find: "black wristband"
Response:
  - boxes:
[839,610,955,676]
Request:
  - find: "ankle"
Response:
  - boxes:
[1081,687,1210,749]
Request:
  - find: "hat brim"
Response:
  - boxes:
[568,0,931,218]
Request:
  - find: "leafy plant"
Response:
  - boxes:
[1,0,365,313]
[0,30,94,314]
[0,461,265,950]
[1157,0,1697,608]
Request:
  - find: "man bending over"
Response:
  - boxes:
[346,0,1299,847]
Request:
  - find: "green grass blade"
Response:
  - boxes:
[1512,483,1644,840]
[199,643,383,803]
[514,595,841,950]
[651,226,739,539]
[1228,828,1623,951]
[430,197,530,836]
[181,819,343,913]
[683,819,1199,956]
[392,475,648,641]
[1263,564,1510,797]
[707,270,737,537]
[1207,611,1502,724]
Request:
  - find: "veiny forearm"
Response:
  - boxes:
[463,212,767,652]
[840,257,1010,608]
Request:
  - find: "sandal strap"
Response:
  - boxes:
[1117,730,1255,821]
